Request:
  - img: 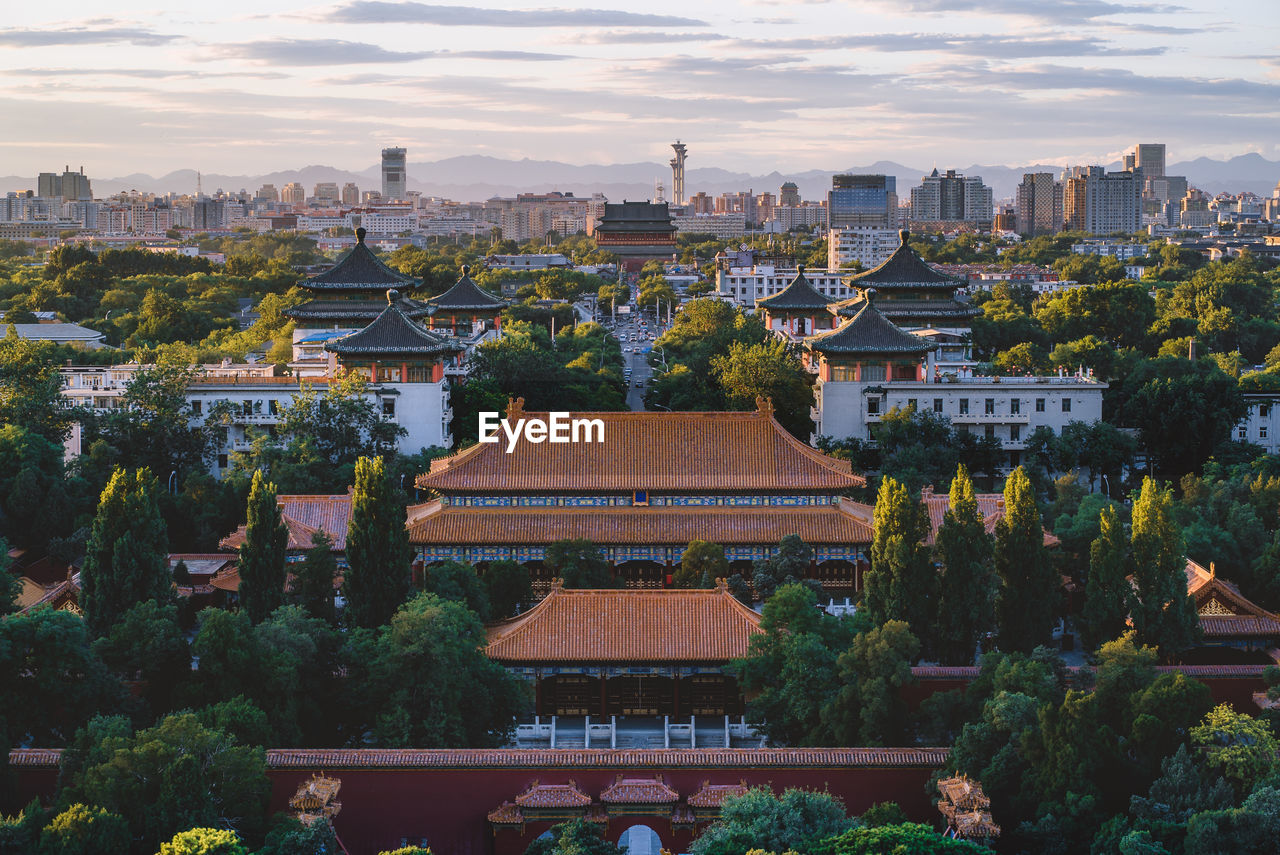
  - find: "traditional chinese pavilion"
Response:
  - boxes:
[830,230,980,333]
[285,228,432,327]
[592,202,677,272]
[485,582,763,717]
[804,291,937,383]
[426,265,508,335]
[1184,560,1280,664]
[755,265,838,337]
[409,399,872,590]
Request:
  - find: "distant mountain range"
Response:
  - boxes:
[2,153,1276,204]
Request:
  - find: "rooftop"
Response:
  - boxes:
[846,230,962,290]
[484,584,763,664]
[302,228,419,292]
[805,297,935,356]
[221,493,351,552]
[324,295,461,358]
[416,400,863,494]
[285,297,431,323]
[428,266,508,312]
[1187,559,1280,639]
[755,266,835,312]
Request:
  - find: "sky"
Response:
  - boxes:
[2,0,1278,178]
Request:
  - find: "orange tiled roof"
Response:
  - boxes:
[1186,559,1280,638]
[220,494,351,552]
[416,402,863,494]
[484,585,763,664]
[599,775,679,804]
[514,781,592,808]
[687,781,749,808]
[487,802,524,824]
[918,487,1060,548]
[407,499,874,546]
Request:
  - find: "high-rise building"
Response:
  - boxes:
[341,183,361,206]
[827,174,897,230]
[1062,166,1142,234]
[1180,188,1215,228]
[313,182,340,203]
[281,182,305,206]
[669,141,688,206]
[1135,144,1166,179]
[36,166,91,201]
[779,182,801,207]
[909,169,992,226]
[381,147,407,200]
[1015,173,1063,236]
[689,192,713,215]
[256,184,279,202]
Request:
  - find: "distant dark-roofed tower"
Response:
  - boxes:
[593,201,677,273]
[669,141,688,206]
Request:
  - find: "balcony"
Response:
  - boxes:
[951,412,1032,425]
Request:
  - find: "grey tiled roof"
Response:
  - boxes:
[833,296,980,320]
[847,230,960,290]
[303,228,418,292]
[324,296,461,357]
[756,266,834,311]
[805,299,934,356]
[428,266,508,312]
[285,297,432,322]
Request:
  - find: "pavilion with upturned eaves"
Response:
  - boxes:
[755,265,838,338]
[426,265,508,336]
[408,398,873,591]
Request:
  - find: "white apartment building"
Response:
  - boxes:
[1238,393,1280,455]
[671,213,748,240]
[717,265,855,305]
[1071,240,1147,260]
[827,226,899,270]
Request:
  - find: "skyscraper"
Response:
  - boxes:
[1061,166,1142,234]
[827,174,897,229]
[669,141,688,207]
[1135,144,1166,179]
[1015,173,1063,236]
[281,182,305,206]
[909,169,992,224]
[381,147,407,200]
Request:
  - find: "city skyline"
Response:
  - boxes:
[3,0,1278,178]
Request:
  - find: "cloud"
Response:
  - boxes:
[7,67,289,80]
[0,25,177,47]
[324,2,708,28]
[571,31,729,45]
[214,39,437,65]
[866,0,1187,25]
[737,32,1168,57]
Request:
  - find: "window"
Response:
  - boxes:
[985,425,995,439]
[829,365,858,382]
[217,454,228,469]
[933,398,943,413]
[190,399,202,415]
[861,364,886,382]
[268,399,278,415]
[959,399,970,415]
[1261,426,1269,440]
[241,400,253,416]
[906,398,918,411]
[1035,398,1046,412]
[985,398,995,415]
[892,364,917,381]
[1261,405,1272,418]
[382,399,396,417]
[867,398,881,415]
[1010,398,1021,414]
[1239,426,1248,439]
[1010,424,1021,441]
[633,490,649,506]
[1062,398,1071,413]
[408,365,431,383]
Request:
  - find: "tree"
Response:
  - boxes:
[751,535,815,601]
[1080,505,1132,651]
[689,787,855,855]
[0,330,73,443]
[93,599,190,717]
[827,620,920,746]
[710,339,814,439]
[934,465,997,665]
[39,804,130,855]
[1129,477,1199,658]
[865,477,933,646]
[290,530,337,625]
[157,828,249,855]
[544,539,617,588]
[814,825,989,855]
[61,713,270,852]
[674,540,727,588]
[0,538,18,616]
[0,425,77,550]
[344,593,527,747]
[258,818,339,855]
[422,560,491,621]
[994,467,1057,653]
[523,818,620,855]
[1189,705,1279,796]
[80,467,172,635]
[97,364,216,478]
[277,373,406,469]
[481,560,532,619]
[237,470,288,624]
[343,456,411,629]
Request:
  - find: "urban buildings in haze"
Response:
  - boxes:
[909,169,993,230]
[381,147,407,200]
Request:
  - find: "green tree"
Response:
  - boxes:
[994,467,1057,653]
[751,535,815,602]
[674,540,727,588]
[80,467,172,635]
[39,804,130,855]
[0,800,47,854]
[481,560,532,620]
[865,477,933,646]
[61,713,270,853]
[97,364,216,478]
[523,818,621,855]
[544,539,617,588]
[1129,477,1199,658]
[689,787,854,855]
[93,599,189,717]
[344,593,527,747]
[1080,505,1132,651]
[710,339,815,439]
[0,330,73,443]
[237,470,288,624]
[422,560,490,621]
[0,424,77,551]
[1189,705,1279,796]
[0,537,18,616]
[827,620,920,746]
[290,530,337,625]
[934,465,997,665]
[257,818,339,855]
[157,828,249,855]
[343,456,411,629]
[814,825,989,855]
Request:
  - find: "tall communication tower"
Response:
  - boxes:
[669,141,688,206]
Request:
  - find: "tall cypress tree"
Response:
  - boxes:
[865,476,934,642]
[1080,504,1132,651]
[994,466,1057,653]
[237,469,288,624]
[80,467,171,635]
[1130,476,1200,658]
[934,465,996,665]
[343,455,411,629]
[291,530,337,625]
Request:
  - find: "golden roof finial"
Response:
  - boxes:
[506,396,525,420]
[756,396,774,416]
[1210,561,1216,579]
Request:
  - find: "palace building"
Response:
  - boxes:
[425,264,508,337]
[409,399,872,591]
[592,202,678,272]
[755,265,839,338]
